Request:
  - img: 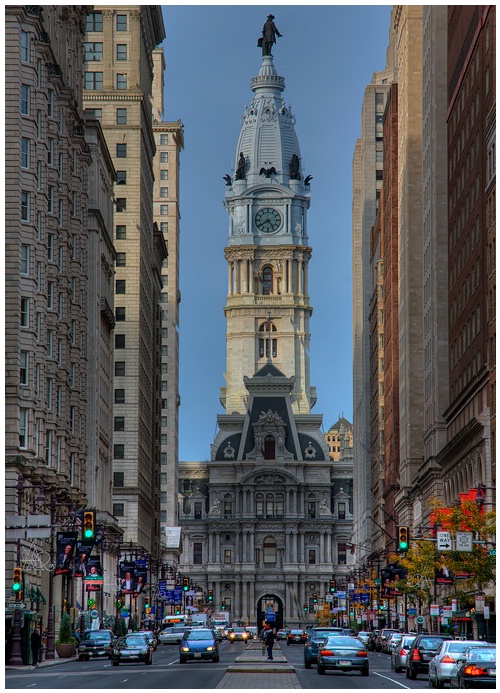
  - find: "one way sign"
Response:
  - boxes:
[437,531,452,551]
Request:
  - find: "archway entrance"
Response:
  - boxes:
[256,594,284,631]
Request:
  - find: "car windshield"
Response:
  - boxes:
[84,631,111,640]
[291,630,304,635]
[186,630,213,641]
[467,647,496,661]
[402,637,416,646]
[420,638,447,649]
[446,642,479,653]
[325,636,363,648]
[124,635,147,646]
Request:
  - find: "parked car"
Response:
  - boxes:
[377,628,399,653]
[111,633,153,666]
[287,629,308,645]
[245,627,258,640]
[390,634,416,673]
[304,628,349,668]
[368,630,380,651]
[450,645,496,689]
[406,634,454,679]
[357,631,370,647]
[78,629,115,661]
[159,626,189,645]
[317,635,369,676]
[179,628,219,663]
[276,629,289,641]
[228,627,249,643]
[141,630,158,651]
[388,632,403,653]
[429,640,490,688]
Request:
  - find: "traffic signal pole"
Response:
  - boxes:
[8,474,25,666]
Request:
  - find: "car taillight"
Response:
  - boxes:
[356,651,368,657]
[464,665,489,676]
[412,650,421,661]
[399,648,408,656]
[320,650,334,656]
[441,655,456,664]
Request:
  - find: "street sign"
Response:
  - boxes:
[488,549,496,557]
[7,602,26,609]
[430,604,440,616]
[87,598,96,607]
[416,615,424,624]
[325,594,333,602]
[456,531,473,552]
[437,531,452,551]
[90,609,99,618]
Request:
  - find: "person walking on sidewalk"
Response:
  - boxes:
[266,628,275,660]
[30,628,41,667]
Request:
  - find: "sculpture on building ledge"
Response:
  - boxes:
[258,14,283,56]
[208,498,221,514]
[235,152,246,180]
[289,154,301,180]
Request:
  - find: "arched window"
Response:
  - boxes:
[264,435,275,460]
[262,266,273,295]
[256,493,264,517]
[263,537,276,564]
[258,322,277,358]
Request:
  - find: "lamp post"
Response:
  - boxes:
[114,533,122,636]
[45,492,57,660]
[8,474,25,666]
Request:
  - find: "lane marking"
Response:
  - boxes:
[373,671,411,688]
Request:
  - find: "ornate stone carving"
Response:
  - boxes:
[223,442,236,460]
[254,473,286,485]
[304,442,316,459]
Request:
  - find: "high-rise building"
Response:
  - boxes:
[178,35,353,629]
[83,6,166,555]
[151,46,184,564]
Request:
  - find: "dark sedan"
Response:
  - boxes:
[111,633,153,666]
[179,628,219,663]
[287,629,308,645]
[317,635,369,676]
[450,646,496,689]
[406,634,454,679]
[304,628,350,668]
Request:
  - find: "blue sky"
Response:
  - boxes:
[160,4,392,460]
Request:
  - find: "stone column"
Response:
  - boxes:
[235,579,241,619]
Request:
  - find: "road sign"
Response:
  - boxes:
[437,531,452,551]
[416,615,425,624]
[488,549,496,557]
[90,609,99,618]
[87,598,96,607]
[325,594,333,602]
[7,602,26,609]
[455,531,473,551]
[430,604,440,616]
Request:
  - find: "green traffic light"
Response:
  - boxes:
[84,528,93,538]
[399,541,408,549]
[13,581,21,592]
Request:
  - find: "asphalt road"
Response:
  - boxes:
[6,640,433,690]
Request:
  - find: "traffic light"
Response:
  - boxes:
[221,600,226,610]
[312,593,318,603]
[12,566,23,599]
[82,510,96,540]
[145,599,149,609]
[397,526,409,552]
[182,577,189,591]
[303,603,308,612]
[208,589,213,602]
[329,579,336,593]
[175,606,181,615]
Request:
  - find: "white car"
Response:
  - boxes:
[429,639,490,688]
[159,626,189,645]
[357,631,370,646]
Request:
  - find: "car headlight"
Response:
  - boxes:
[206,646,214,651]
[180,646,190,652]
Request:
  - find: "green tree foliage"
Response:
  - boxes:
[57,611,76,644]
[119,618,128,636]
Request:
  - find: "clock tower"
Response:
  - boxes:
[221,52,316,415]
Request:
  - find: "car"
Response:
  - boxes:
[246,627,258,640]
[141,630,158,650]
[388,632,403,653]
[316,635,369,676]
[287,629,308,645]
[228,627,249,643]
[276,629,289,640]
[213,628,224,642]
[304,628,350,668]
[429,639,490,688]
[406,634,454,679]
[179,628,219,663]
[111,633,153,666]
[390,634,416,673]
[78,629,115,661]
[377,628,399,653]
[450,645,496,689]
[159,626,189,645]
[368,629,380,651]
[357,631,370,647]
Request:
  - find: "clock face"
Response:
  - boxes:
[255,207,282,233]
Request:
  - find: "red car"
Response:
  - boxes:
[287,629,308,645]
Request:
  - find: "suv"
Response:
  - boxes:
[406,634,454,679]
[78,629,115,660]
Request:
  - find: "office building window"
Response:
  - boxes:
[160,134,168,145]
[114,444,125,459]
[21,191,30,221]
[114,417,125,432]
[263,537,276,564]
[160,222,168,234]
[160,187,168,198]
[113,503,124,517]
[115,334,125,349]
[116,14,127,31]
[21,84,30,115]
[21,30,30,62]
[224,549,232,564]
[84,42,103,61]
[193,543,203,565]
[160,170,168,180]
[308,549,316,564]
[19,408,28,448]
[20,351,29,386]
[115,361,125,376]
[47,89,53,117]
[114,389,125,404]
[21,137,30,168]
[116,252,126,266]
[116,73,127,90]
[116,44,127,60]
[116,170,127,185]
[116,143,127,157]
[160,152,168,163]
[116,108,127,124]
[115,307,126,321]
[160,204,168,215]
[86,12,103,32]
[20,244,30,274]
[21,297,29,327]
[114,472,124,487]
[84,71,104,90]
[48,186,54,213]
[116,279,126,294]
[116,225,127,239]
[47,330,53,358]
[116,198,126,212]
[338,543,347,565]
[86,108,102,122]
[160,511,167,523]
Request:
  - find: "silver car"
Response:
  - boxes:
[159,626,189,645]
[429,639,490,688]
[390,634,416,673]
[357,631,370,647]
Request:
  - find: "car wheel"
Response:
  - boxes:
[436,678,444,688]
[304,659,312,670]
[317,663,326,675]
[409,667,417,680]
[361,667,369,676]
[147,655,153,665]
[405,667,410,679]
[390,657,394,671]
[179,657,187,664]
[112,660,119,666]
[85,656,90,661]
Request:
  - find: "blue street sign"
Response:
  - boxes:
[158,579,167,597]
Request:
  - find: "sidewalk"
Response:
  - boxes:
[6,655,77,670]
[216,640,302,689]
